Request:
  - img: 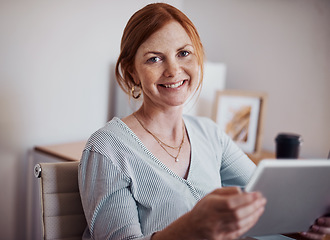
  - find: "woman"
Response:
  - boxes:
[78,3,329,240]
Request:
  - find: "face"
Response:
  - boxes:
[132,21,200,111]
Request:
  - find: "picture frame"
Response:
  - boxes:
[212,90,267,154]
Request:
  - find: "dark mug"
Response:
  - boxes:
[275,133,303,159]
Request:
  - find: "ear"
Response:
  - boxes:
[128,67,140,86]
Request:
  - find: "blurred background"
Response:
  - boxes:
[1,0,329,239]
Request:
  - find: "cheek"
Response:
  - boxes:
[137,66,161,86]
[186,59,200,78]
[186,61,201,91]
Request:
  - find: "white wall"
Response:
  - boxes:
[0,0,329,239]
[0,1,183,239]
[184,0,330,158]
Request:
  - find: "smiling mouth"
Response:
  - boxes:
[161,80,186,89]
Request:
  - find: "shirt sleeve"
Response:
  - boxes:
[218,130,256,187]
[78,150,153,240]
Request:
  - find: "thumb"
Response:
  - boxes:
[211,187,243,196]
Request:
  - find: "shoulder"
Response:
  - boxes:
[183,114,217,129]
[183,115,222,138]
[183,115,237,152]
[84,117,135,157]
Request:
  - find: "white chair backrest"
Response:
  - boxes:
[34,162,86,240]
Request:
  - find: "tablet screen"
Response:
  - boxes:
[244,159,330,237]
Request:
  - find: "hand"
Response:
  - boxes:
[299,216,330,240]
[186,187,266,240]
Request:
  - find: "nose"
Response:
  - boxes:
[163,58,181,78]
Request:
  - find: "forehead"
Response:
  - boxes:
[138,21,193,52]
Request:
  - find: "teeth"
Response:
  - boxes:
[163,80,184,88]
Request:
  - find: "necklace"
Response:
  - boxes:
[133,113,185,162]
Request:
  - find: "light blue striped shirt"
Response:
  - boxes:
[78,115,256,240]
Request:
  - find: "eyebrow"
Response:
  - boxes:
[178,44,193,51]
[143,44,194,56]
[144,51,161,56]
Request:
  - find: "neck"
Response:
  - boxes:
[134,106,185,142]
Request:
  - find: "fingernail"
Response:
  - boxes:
[256,198,264,205]
[312,225,319,232]
[318,218,325,225]
[260,197,267,204]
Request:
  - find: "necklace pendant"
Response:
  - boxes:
[175,158,179,162]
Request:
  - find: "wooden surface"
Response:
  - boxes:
[35,140,274,165]
[247,150,276,165]
[34,141,87,161]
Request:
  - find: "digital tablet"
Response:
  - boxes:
[243,159,330,237]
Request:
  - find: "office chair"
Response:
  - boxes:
[34,162,87,240]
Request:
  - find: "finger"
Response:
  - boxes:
[300,231,325,240]
[222,202,265,232]
[224,207,264,240]
[317,217,330,227]
[233,198,266,224]
[213,199,265,240]
[212,187,242,196]
[310,224,330,235]
[220,195,266,224]
[217,191,265,211]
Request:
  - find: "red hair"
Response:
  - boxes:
[115,3,204,96]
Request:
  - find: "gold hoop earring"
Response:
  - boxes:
[131,85,142,99]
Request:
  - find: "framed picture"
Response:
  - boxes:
[212,90,267,154]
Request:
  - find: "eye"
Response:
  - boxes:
[178,50,190,57]
[146,56,162,63]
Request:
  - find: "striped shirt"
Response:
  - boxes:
[78,115,256,240]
